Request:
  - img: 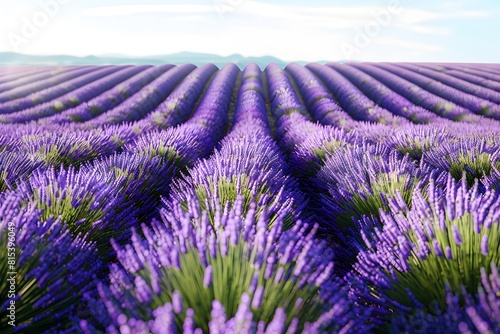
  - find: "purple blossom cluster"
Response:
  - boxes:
[422,136,500,188]
[0,150,44,192]
[313,141,424,226]
[389,264,500,333]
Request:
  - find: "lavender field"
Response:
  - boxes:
[0,62,499,333]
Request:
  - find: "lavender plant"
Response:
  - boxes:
[423,138,500,187]
[351,174,500,327]
[84,196,367,333]
[0,193,101,332]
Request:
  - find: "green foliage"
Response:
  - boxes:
[0,171,7,193]
[31,184,106,236]
[337,172,419,228]
[386,213,499,312]
[135,241,324,332]
[448,152,498,187]
[395,138,438,161]
[187,175,293,229]
[312,139,342,162]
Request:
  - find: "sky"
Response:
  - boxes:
[0,0,499,62]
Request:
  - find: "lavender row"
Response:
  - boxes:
[307,63,408,125]
[284,63,356,128]
[0,65,97,104]
[143,63,219,129]
[376,63,500,119]
[398,63,500,104]
[0,66,62,86]
[0,66,148,124]
[420,63,500,92]
[351,62,495,124]
[449,63,500,83]
[0,66,71,91]
[44,64,174,124]
[166,63,307,229]
[326,62,451,124]
[82,64,202,127]
[348,174,500,331]
[0,66,123,115]
[421,134,500,189]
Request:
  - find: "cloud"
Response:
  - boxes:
[83,1,490,34]
[376,38,442,52]
[83,4,214,16]
[7,1,494,62]
[400,25,451,36]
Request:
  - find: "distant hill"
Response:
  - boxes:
[0,52,328,69]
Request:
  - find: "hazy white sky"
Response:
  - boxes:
[0,0,499,62]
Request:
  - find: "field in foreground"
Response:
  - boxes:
[0,62,499,333]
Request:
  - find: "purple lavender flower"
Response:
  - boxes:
[0,150,44,192]
[422,137,500,188]
[389,263,500,333]
[203,265,213,288]
[0,193,101,332]
[480,235,489,256]
[22,128,122,167]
